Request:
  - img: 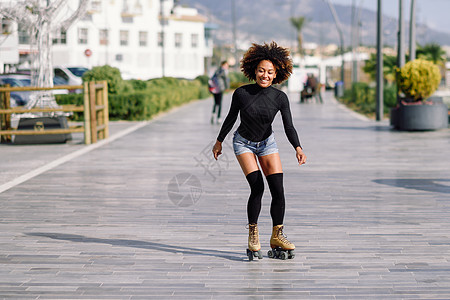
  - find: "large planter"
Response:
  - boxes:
[14,116,71,144]
[390,96,448,131]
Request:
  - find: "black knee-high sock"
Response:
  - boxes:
[266,173,285,226]
[245,170,264,224]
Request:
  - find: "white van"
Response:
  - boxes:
[53,67,88,86]
[53,67,88,93]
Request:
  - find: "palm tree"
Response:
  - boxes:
[363,53,398,84]
[416,43,446,66]
[290,16,308,57]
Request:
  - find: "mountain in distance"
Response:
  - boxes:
[178,0,450,49]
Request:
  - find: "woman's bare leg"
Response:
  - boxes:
[258,153,283,176]
[236,152,259,176]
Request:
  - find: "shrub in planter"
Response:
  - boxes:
[391,59,448,130]
[395,59,440,102]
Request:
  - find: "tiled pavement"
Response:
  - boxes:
[0,90,449,299]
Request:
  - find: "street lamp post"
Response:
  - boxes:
[376,0,383,121]
[397,0,405,68]
[160,0,166,77]
[325,0,345,87]
[409,0,416,61]
[231,0,238,71]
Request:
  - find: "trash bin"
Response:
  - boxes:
[334,81,344,98]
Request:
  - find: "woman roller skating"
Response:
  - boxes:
[212,42,307,261]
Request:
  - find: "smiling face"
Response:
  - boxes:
[255,60,276,88]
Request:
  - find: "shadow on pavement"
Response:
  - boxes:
[322,126,391,131]
[373,178,450,194]
[25,232,247,262]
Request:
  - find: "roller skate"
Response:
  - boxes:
[267,225,295,260]
[246,223,263,261]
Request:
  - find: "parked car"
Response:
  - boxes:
[1,73,69,94]
[18,76,69,95]
[54,66,88,86]
[0,76,31,106]
[17,67,88,93]
[0,74,71,107]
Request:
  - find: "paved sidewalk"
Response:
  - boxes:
[0,91,449,299]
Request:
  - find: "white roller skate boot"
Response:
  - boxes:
[268,225,295,260]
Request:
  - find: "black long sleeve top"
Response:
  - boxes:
[217,84,302,149]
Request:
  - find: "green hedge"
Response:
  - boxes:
[56,77,210,121]
[339,82,397,117]
[229,71,251,89]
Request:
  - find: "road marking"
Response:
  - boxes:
[0,121,149,194]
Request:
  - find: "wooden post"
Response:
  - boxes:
[96,83,104,139]
[0,90,5,143]
[102,81,109,139]
[89,82,97,144]
[83,82,91,144]
[1,86,12,143]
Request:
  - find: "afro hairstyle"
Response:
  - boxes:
[240,41,293,85]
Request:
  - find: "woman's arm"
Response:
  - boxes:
[216,90,240,143]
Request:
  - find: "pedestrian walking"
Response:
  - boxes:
[212,42,307,260]
[209,61,230,124]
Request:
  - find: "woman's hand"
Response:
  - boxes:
[212,140,223,160]
[295,147,306,166]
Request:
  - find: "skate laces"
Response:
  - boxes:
[277,227,292,245]
[248,224,259,245]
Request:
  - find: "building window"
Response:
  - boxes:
[174,33,182,48]
[99,29,109,45]
[91,0,102,11]
[157,32,164,47]
[52,29,67,44]
[120,30,129,46]
[122,0,130,13]
[139,31,147,47]
[1,18,12,35]
[191,33,198,48]
[18,23,29,44]
[78,28,88,44]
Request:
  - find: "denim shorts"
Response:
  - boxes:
[232,131,279,157]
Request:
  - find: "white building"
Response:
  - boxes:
[2,0,212,80]
[0,17,19,73]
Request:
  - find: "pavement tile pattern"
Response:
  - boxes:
[0,91,449,299]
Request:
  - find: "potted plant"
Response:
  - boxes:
[391,59,448,131]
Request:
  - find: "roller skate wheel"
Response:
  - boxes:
[268,249,274,258]
[288,250,295,259]
[279,251,287,260]
[257,250,263,259]
[246,249,253,261]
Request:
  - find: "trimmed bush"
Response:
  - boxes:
[82,65,123,94]
[395,59,441,101]
[56,77,209,121]
[340,82,397,117]
[229,71,251,89]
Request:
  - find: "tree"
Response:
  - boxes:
[416,43,446,66]
[290,16,308,57]
[363,53,398,84]
[0,0,88,107]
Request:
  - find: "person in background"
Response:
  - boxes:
[301,73,322,103]
[211,61,230,124]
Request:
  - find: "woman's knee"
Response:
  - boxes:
[246,170,264,195]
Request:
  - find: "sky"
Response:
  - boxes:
[330,0,450,33]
